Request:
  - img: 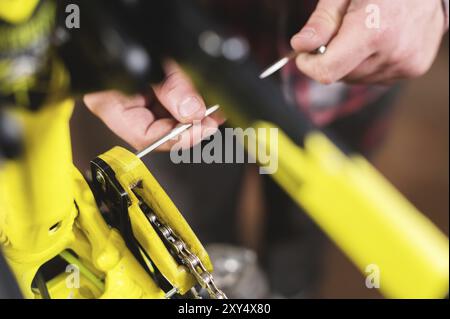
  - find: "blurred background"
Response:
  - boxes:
[70,35,448,299]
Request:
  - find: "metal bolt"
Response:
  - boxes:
[164,287,178,299]
[96,170,106,191]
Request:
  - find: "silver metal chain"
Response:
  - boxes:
[145,211,227,299]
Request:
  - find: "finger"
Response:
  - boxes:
[146,117,219,152]
[152,61,207,124]
[295,9,376,84]
[143,90,171,119]
[290,0,350,52]
[132,108,222,151]
[209,108,226,126]
[83,90,157,150]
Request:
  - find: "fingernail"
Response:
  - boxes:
[295,28,316,40]
[178,96,202,118]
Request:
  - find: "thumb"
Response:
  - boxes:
[290,0,350,52]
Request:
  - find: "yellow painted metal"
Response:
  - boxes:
[0,0,40,24]
[46,271,103,299]
[69,169,165,299]
[59,250,105,292]
[98,146,213,295]
[249,121,449,299]
[0,98,166,299]
[0,99,77,298]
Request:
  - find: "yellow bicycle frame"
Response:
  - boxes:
[0,97,214,299]
[249,122,449,298]
[188,63,449,298]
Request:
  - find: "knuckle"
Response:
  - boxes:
[368,26,390,50]
[389,48,410,66]
[160,71,187,96]
[396,53,430,78]
[405,61,429,78]
[367,32,382,50]
[132,136,147,150]
[364,15,394,50]
[313,7,341,28]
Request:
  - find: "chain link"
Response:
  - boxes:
[145,212,227,299]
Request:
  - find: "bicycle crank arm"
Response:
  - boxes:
[90,147,226,299]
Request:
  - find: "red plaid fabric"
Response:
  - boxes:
[281,60,390,126]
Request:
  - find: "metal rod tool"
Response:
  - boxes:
[136,105,220,159]
[259,45,327,79]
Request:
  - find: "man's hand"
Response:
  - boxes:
[290,0,447,85]
[84,61,224,151]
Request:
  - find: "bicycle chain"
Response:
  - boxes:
[145,211,227,299]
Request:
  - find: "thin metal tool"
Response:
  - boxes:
[136,105,220,159]
[259,45,327,79]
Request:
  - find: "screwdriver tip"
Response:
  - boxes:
[205,104,220,116]
[259,45,327,79]
[136,105,221,158]
[259,56,290,79]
